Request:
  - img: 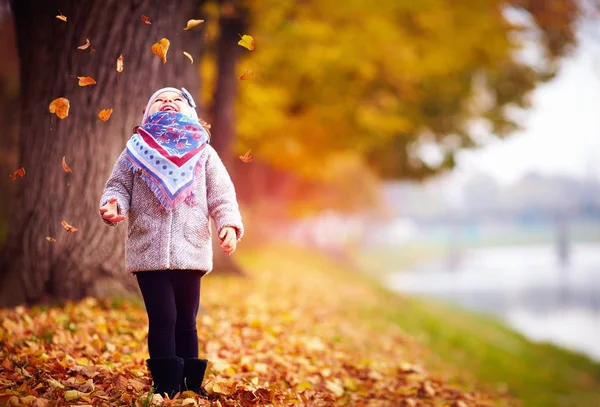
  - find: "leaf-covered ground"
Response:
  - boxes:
[0,246,497,407]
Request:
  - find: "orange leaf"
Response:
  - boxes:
[238,69,254,80]
[61,220,78,233]
[141,15,151,25]
[77,76,96,86]
[183,51,193,64]
[9,167,25,180]
[151,38,170,64]
[116,54,124,72]
[77,38,90,50]
[56,12,67,22]
[49,97,70,119]
[62,156,72,173]
[183,19,204,30]
[98,108,113,122]
[46,237,56,242]
[239,149,254,163]
[237,34,255,51]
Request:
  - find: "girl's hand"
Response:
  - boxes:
[99,197,126,223]
[219,226,237,255]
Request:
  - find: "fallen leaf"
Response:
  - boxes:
[151,38,170,64]
[61,221,78,233]
[77,38,91,50]
[77,76,96,86]
[238,69,254,80]
[237,34,255,50]
[239,149,254,163]
[62,156,72,173]
[141,15,151,25]
[183,19,204,30]
[183,51,193,64]
[49,97,70,119]
[46,237,56,242]
[116,54,124,72]
[98,109,113,122]
[64,390,90,401]
[56,12,67,22]
[9,167,25,180]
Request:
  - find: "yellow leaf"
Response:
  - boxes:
[296,381,312,392]
[46,237,56,242]
[64,390,90,401]
[325,379,344,397]
[116,54,124,72]
[56,12,67,22]
[46,378,65,389]
[77,76,96,86]
[238,69,254,80]
[98,108,113,121]
[62,156,72,173]
[181,398,198,406]
[237,34,255,50]
[183,51,193,64]
[77,38,90,50]
[49,97,70,119]
[183,19,204,30]
[151,38,170,64]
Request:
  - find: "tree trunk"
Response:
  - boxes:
[209,0,249,275]
[0,0,204,306]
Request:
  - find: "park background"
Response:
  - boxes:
[1,0,600,406]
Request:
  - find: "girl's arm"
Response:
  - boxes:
[205,145,244,241]
[99,149,133,225]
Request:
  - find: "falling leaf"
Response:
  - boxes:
[9,167,25,180]
[141,15,151,25]
[62,156,72,173]
[238,69,254,80]
[183,51,193,64]
[77,76,96,86]
[237,34,255,50]
[49,97,70,119]
[61,221,78,233]
[56,12,67,22]
[183,19,204,30]
[77,38,91,50]
[151,38,170,64]
[116,54,124,72]
[239,149,254,163]
[46,237,56,242]
[98,109,113,122]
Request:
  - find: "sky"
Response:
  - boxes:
[454,23,600,187]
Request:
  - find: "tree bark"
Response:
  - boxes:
[209,0,249,275]
[0,0,204,306]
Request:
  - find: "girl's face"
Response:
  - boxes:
[147,91,191,116]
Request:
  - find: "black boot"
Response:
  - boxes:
[146,357,184,399]
[181,358,209,398]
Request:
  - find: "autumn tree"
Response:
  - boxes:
[232,0,581,212]
[0,0,206,306]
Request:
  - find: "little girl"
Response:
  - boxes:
[99,87,244,399]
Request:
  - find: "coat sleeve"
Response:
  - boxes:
[99,148,133,226]
[205,145,244,240]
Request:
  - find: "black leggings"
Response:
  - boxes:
[135,270,203,359]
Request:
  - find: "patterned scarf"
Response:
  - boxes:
[125,111,209,210]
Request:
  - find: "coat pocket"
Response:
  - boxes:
[127,213,156,253]
[183,212,211,248]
